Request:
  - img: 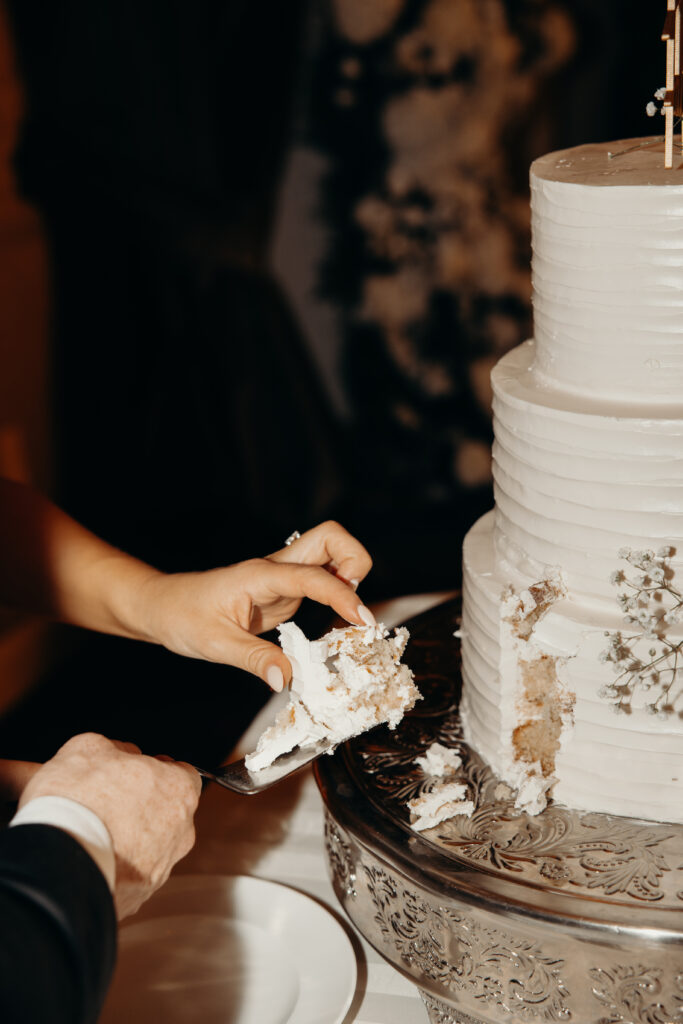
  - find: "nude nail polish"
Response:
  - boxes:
[357,604,376,627]
[267,665,284,692]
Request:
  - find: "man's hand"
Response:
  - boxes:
[18,733,201,919]
[133,520,374,692]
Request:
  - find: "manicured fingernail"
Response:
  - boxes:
[266,665,284,692]
[357,604,376,626]
[350,578,360,591]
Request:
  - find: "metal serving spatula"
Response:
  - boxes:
[192,740,337,795]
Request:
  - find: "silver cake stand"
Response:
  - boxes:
[314,598,683,1024]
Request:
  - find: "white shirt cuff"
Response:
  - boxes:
[9,796,116,892]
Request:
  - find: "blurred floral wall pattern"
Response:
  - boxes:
[308,0,577,588]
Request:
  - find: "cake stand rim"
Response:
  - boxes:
[315,747,683,942]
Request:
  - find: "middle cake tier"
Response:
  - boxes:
[492,340,683,605]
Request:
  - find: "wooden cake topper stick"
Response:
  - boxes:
[662,0,682,167]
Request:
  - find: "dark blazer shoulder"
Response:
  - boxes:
[0,823,117,1024]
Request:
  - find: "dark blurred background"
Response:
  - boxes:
[0,0,666,766]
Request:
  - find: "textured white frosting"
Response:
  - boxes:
[245,621,419,771]
[532,138,683,401]
[414,742,463,777]
[408,782,475,832]
[462,515,683,822]
[460,138,683,824]
[492,341,683,602]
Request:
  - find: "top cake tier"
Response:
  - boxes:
[531,137,683,403]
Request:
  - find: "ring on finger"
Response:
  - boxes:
[284,530,301,547]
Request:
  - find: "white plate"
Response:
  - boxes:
[99,875,357,1024]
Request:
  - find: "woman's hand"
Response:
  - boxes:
[133,521,374,692]
[0,483,374,694]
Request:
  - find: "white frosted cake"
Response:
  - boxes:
[245,621,420,771]
[460,137,683,824]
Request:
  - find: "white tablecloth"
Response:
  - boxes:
[178,592,456,1024]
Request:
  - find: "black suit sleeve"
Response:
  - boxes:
[0,823,117,1024]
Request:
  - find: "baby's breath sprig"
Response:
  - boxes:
[599,546,682,717]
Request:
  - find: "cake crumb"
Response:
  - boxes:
[493,781,514,801]
[408,782,475,831]
[414,742,462,777]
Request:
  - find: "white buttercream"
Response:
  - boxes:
[245,621,420,771]
[408,782,475,831]
[414,743,463,777]
[491,342,683,602]
[531,138,683,402]
[462,515,683,823]
[460,139,683,825]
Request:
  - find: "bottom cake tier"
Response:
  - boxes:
[314,598,683,1024]
[461,512,683,823]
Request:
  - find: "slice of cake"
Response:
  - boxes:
[245,620,420,772]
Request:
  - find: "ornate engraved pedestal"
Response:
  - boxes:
[314,599,683,1024]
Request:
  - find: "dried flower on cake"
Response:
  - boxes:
[599,547,683,716]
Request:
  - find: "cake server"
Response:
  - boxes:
[191,739,337,795]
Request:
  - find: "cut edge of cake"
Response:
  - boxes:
[483,569,576,816]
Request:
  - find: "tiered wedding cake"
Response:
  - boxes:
[460,138,683,824]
